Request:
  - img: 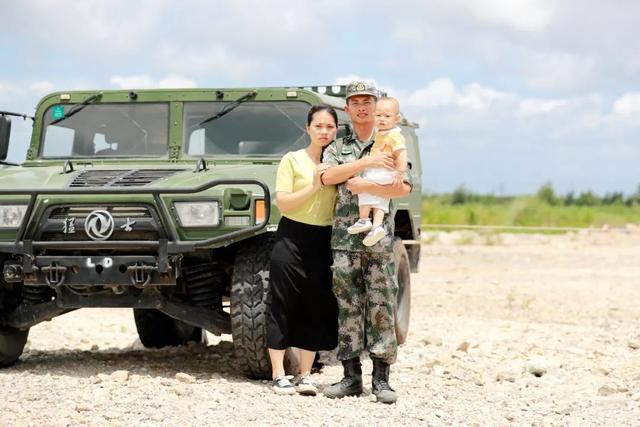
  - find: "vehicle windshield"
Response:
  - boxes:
[40,103,169,158]
[183,101,309,156]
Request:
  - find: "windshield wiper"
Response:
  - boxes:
[0,160,19,166]
[199,90,257,126]
[50,92,103,126]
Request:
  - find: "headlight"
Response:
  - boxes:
[174,201,220,227]
[0,205,28,228]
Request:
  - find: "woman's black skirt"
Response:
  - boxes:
[267,216,338,351]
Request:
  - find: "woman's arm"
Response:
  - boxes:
[276,165,323,213]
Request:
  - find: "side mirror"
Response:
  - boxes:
[0,115,11,161]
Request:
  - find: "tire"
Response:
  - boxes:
[393,238,411,345]
[0,327,29,368]
[133,309,203,348]
[230,235,274,379]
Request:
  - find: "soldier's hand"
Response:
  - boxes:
[367,149,394,170]
[346,176,369,195]
[391,170,404,187]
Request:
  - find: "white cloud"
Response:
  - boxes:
[0,82,13,99]
[111,76,156,89]
[0,82,18,104]
[29,81,55,95]
[518,99,571,116]
[407,79,459,109]
[158,75,197,89]
[153,44,258,80]
[459,0,557,32]
[401,79,623,144]
[4,1,319,82]
[612,93,640,117]
[525,52,596,90]
[459,83,512,110]
[382,1,639,93]
[406,79,514,112]
[110,75,197,89]
[4,0,166,54]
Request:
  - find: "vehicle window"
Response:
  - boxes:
[40,103,169,158]
[183,101,311,156]
[42,126,75,157]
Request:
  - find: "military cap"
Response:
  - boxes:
[345,81,378,100]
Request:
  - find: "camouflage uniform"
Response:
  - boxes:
[322,132,411,364]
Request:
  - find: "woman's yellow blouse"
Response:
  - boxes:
[275,150,337,226]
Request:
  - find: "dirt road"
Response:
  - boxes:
[1,229,639,426]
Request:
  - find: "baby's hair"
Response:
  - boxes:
[377,96,400,113]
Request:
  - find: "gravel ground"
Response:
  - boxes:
[1,228,639,426]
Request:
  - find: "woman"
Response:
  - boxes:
[267,104,339,396]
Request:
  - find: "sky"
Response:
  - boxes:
[1,0,639,195]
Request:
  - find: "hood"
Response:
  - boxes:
[0,163,278,192]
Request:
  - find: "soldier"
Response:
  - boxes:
[320,81,412,404]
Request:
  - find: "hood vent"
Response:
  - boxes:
[69,169,185,188]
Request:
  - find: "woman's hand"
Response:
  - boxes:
[317,163,331,173]
[312,163,329,191]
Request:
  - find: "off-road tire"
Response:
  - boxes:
[230,235,274,379]
[0,326,29,368]
[133,309,203,348]
[393,238,411,345]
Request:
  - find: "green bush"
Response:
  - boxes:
[536,182,558,206]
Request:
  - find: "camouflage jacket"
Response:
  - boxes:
[322,133,412,253]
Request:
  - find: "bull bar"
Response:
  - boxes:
[0,178,271,257]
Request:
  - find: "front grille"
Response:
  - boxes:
[40,230,157,241]
[69,169,184,188]
[49,206,152,220]
[37,205,163,242]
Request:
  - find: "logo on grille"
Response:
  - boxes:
[84,210,115,241]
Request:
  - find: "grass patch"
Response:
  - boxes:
[422,195,640,228]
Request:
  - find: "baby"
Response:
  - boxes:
[347,97,407,246]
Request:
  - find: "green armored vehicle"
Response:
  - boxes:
[0,86,422,378]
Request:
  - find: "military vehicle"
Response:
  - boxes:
[0,86,421,378]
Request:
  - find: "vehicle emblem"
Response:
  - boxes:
[62,217,76,234]
[85,210,114,241]
[120,218,136,232]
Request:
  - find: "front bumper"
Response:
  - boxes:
[0,178,271,280]
[5,255,175,287]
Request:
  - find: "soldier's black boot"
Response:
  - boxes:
[323,357,363,398]
[371,359,397,404]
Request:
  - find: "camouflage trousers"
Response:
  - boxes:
[331,250,398,364]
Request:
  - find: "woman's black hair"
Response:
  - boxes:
[307,104,338,126]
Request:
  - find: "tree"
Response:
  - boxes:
[536,182,557,206]
[451,186,472,205]
[575,191,600,206]
[564,191,575,206]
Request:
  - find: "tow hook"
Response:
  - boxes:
[127,262,158,288]
[41,263,67,287]
[2,263,23,283]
